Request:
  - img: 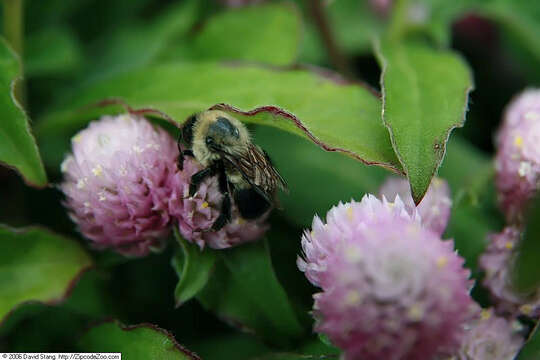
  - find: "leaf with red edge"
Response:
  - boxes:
[36,62,402,174]
[0,225,92,324]
[79,320,201,360]
[0,38,47,187]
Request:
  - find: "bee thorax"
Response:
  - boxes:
[192,139,219,166]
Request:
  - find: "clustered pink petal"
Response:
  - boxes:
[298,195,473,360]
[438,308,524,360]
[297,195,420,287]
[495,89,540,222]
[60,114,178,256]
[167,157,268,249]
[479,227,540,317]
[379,176,452,236]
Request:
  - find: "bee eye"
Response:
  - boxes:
[213,117,239,139]
[205,136,214,146]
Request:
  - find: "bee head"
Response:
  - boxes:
[190,110,250,165]
[204,112,247,152]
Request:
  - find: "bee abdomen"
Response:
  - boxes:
[234,188,271,219]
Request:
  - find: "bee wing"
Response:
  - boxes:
[219,144,288,198]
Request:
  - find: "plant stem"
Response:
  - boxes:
[305,0,353,78]
[3,0,24,56]
[387,0,409,41]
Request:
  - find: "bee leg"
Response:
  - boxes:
[189,165,217,197]
[177,145,194,171]
[211,164,232,231]
[177,136,185,170]
[177,115,197,170]
[212,194,231,231]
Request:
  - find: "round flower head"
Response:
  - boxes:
[448,308,524,360]
[379,176,452,236]
[479,227,540,317]
[167,157,268,249]
[298,195,473,360]
[218,0,264,8]
[369,0,393,17]
[495,89,540,222]
[61,114,177,256]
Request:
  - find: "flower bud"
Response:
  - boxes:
[298,195,473,360]
[458,309,523,360]
[479,227,540,317]
[495,89,540,222]
[438,308,524,360]
[61,114,176,256]
[379,176,452,236]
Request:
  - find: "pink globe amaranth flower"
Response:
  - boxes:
[369,0,394,17]
[167,157,268,250]
[61,114,177,256]
[495,89,540,223]
[479,227,540,317]
[455,309,524,360]
[218,0,265,8]
[298,195,474,360]
[379,176,452,236]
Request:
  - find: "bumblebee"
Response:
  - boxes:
[178,110,287,230]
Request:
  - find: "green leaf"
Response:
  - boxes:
[182,3,301,66]
[188,334,270,360]
[84,0,198,81]
[299,337,340,357]
[0,302,46,337]
[25,27,82,77]
[513,196,540,293]
[0,38,47,186]
[518,323,540,360]
[79,320,200,360]
[254,125,388,227]
[375,39,473,203]
[62,269,115,317]
[171,228,217,307]
[37,62,401,174]
[0,303,90,352]
[0,225,92,324]
[317,334,333,348]
[264,217,316,328]
[197,240,305,347]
